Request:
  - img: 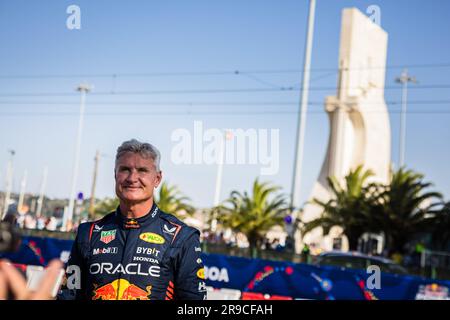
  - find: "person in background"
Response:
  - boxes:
[301,243,311,264]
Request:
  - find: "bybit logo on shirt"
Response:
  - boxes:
[136,247,160,257]
[139,232,165,244]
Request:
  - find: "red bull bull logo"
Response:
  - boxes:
[92,279,152,300]
[124,219,140,229]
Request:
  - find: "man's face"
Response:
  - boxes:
[115,152,162,204]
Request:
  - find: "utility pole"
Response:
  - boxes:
[213,131,230,207]
[211,131,231,232]
[88,150,100,221]
[395,69,417,167]
[289,0,316,254]
[291,0,316,210]
[64,83,91,231]
[36,166,48,218]
[18,170,27,213]
[2,149,15,220]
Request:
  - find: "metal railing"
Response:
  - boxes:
[202,242,305,263]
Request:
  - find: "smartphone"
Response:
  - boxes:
[26,265,65,298]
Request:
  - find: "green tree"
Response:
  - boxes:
[302,165,376,251]
[214,179,291,258]
[91,182,194,220]
[429,202,450,251]
[92,197,120,220]
[155,182,195,218]
[369,168,443,255]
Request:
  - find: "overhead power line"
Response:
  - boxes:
[1,109,450,117]
[0,62,449,79]
[0,84,449,97]
[1,100,450,106]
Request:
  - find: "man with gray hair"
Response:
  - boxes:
[58,139,206,300]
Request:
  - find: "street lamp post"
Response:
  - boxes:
[88,150,100,221]
[211,130,231,232]
[36,166,48,218]
[1,149,15,220]
[291,0,316,210]
[289,0,316,253]
[395,69,417,168]
[17,170,27,213]
[63,83,91,231]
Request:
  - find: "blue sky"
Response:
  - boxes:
[0,0,449,208]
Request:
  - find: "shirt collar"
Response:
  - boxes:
[115,202,160,229]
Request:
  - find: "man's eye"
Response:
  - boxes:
[138,168,149,173]
[120,168,130,172]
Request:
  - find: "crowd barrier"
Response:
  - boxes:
[1,236,449,300]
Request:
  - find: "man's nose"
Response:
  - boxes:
[126,169,139,182]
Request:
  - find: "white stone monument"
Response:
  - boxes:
[299,8,391,252]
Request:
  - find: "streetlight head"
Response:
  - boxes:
[77,83,92,92]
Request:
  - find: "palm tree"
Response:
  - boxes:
[155,182,195,218]
[91,182,194,220]
[92,197,120,220]
[302,165,376,251]
[369,168,443,255]
[429,202,450,251]
[214,179,291,258]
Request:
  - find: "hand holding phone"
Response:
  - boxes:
[0,259,64,300]
[27,264,65,298]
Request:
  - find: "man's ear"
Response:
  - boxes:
[155,171,163,187]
